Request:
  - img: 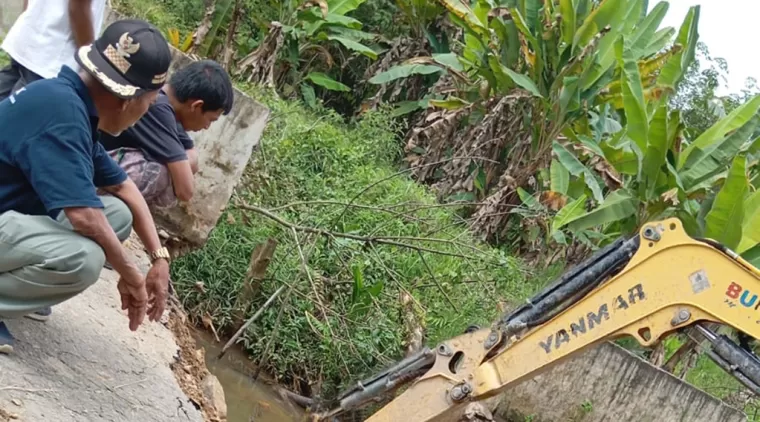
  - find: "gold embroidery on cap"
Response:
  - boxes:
[79,45,138,97]
[117,32,141,55]
[152,72,167,84]
[104,32,141,74]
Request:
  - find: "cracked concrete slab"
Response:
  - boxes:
[0,265,204,422]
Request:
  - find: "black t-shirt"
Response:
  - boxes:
[100,91,194,164]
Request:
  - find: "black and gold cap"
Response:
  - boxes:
[75,19,172,99]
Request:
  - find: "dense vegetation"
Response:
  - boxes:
[24,0,760,416]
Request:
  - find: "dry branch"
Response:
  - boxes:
[329,156,501,234]
[218,284,286,359]
[234,202,480,260]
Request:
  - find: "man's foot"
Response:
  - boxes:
[0,321,14,354]
[24,306,52,322]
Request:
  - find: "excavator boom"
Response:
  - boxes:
[316,218,760,421]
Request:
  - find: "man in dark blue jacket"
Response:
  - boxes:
[0,19,174,354]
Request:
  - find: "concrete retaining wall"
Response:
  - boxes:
[498,341,747,422]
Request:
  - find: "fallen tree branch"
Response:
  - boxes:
[417,250,458,312]
[234,202,478,260]
[330,156,502,230]
[277,387,314,409]
[217,284,286,359]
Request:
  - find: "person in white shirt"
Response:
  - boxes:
[0,0,107,101]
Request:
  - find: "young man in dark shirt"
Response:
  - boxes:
[0,19,174,353]
[100,60,233,207]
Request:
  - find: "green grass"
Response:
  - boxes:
[170,88,552,396]
[111,0,198,33]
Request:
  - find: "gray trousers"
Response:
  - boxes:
[0,196,133,318]
[0,59,43,102]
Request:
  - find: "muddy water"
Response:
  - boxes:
[192,330,304,422]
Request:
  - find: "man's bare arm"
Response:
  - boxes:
[186,148,199,174]
[64,206,141,279]
[68,0,95,48]
[102,178,170,322]
[23,0,29,11]
[166,159,195,202]
[101,178,163,253]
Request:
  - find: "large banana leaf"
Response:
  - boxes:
[656,5,699,91]
[327,0,367,15]
[679,112,760,192]
[704,154,748,250]
[679,95,760,168]
[628,1,668,57]
[559,0,576,48]
[642,27,676,58]
[615,37,648,154]
[573,0,627,52]
[553,142,604,202]
[737,190,760,253]
[327,36,377,59]
[564,190,640,232]
[551,159,570,195]
[641,102,669,197]
[552,194,588,233]
[305,72,351,91]
[369,63,443,84]
[437,0,487,33]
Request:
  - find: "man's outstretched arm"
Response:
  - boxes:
[68,0,95,48]
[94,140,170,323]
[64,205,148,330]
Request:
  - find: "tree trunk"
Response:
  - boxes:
[649,340,666,367]
[190,0,217,55]
[221,0,240,70]
[400,291,425,357]
[236,22,284,90]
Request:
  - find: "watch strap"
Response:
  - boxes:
[149,246,171,263]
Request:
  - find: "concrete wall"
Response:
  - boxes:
[498,341,747,422]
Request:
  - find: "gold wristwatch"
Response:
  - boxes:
[149,246,171,263]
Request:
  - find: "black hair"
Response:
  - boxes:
[169,60,234,114]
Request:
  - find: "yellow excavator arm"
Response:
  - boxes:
[314,218,760,421]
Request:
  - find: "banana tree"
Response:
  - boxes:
[551,5,760,257]
[237,0,382,103]
[367,0,695,243]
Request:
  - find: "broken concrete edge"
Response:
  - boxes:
[103,7,271,251]
[124,234,227,422]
